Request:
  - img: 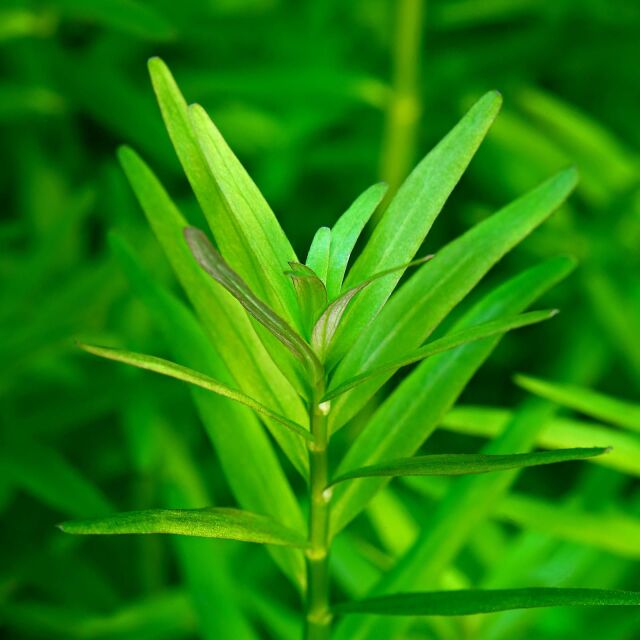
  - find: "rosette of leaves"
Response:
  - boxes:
[61,59,640,639]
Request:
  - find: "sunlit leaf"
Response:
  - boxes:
[306,227,331,284]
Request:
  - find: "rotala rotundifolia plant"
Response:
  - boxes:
[61,59,640,639]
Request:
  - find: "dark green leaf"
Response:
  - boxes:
[286,262,328,337]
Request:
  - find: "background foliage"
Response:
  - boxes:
[1,0,639,638]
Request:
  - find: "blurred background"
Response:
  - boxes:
[1,0,639,638]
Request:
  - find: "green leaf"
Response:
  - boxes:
[515,375,640,433]
[333,588,640,616]
[326,183,387,299]
[148,58,299,328]
[117,146,309,477]
[329,447,608,485]
[330,256,575,537]
[306,227,331,283]
[325,310,557,401]
[59,507,308,547]
[111,234,306,589]
[330,91,502,362]
[329,167,578,432]
[311,255,433,362]
[442,405,640,478]
[185,226,322,383]
[79,343,312,442]
[286,262,328,338]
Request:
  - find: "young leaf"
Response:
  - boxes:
[148,58,300,328]
[333,588,640,616]
[326,183,388,299]
[329,167,578,432]
[185,226,322,383]
[329,447,608,485]
[59,507,308,548]
[325,309,557,401]
[330,91,503,359]
[311,255,433,361]
[306,227,331,283]
[515,375,640,433]
[286,262,328,337]
[79,343,312,442]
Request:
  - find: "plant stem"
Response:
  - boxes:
[305,383,332,640]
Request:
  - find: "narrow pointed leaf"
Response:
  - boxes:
[331,92,502,359]
[330,447,608,485]
[185,226,321,381]
[286,262,328,337]
[326,183,387,298]
[312,255,433,361]
[79,343,312,442]
[325,309,557,400]
[515,374,640,433]
[333,588,640,617]
[306,226,331,283]
[59,507,308,547]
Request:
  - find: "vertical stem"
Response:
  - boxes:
[305,384,332,640]
[378,0,424,213]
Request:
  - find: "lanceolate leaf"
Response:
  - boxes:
[325,310,557,400]
[306,227,331,283]
[333,588,640,616]
[79,343,312,442]
[329,167,578,432]
[329,92,502,362]
[515,375,640,433]
[312,255,433,361]
[329,447,608,485]
[325,183,387,299]
[148,58,299,328]
[59,507,308,548]
[185,226,322,383]
[286,262,328,337]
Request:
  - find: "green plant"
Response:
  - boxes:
[59,59,640,639]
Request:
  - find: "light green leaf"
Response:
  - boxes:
[185,226,322,384]
[330,91,502,362]
[312,255,433,362]
[148,58,299,328]
[286,262,328,338]
[329,447,608,485]
[325,310,557,401]
[333,588,640,617]
[330,256,575,536]
[330,167,578,432]
[79,343,312,442]
[306,227,331,283]
[326,183,387,299]
[515,374,640,433]
[59,507,308,547]
[117,146,309,476]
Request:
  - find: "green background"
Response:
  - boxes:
[1,0,639,638]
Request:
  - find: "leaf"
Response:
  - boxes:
[332,588,640,616]
[329,447,608,485]
[306,227,331,283]
[184,226,322,383]
[330,256,576,537]
[286,262,328,337]
[326,183,387,299]
[329,91,502,361]
[79,343,312,442]
[311,255,433,362]
[329,167,578,432]
[117,146,309,477]
[111,235,306,588]
[515,374,640,433]
[148,58,299,328]
[59,507,308,547]
[325,309,557,401]
[441,405,640,478]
